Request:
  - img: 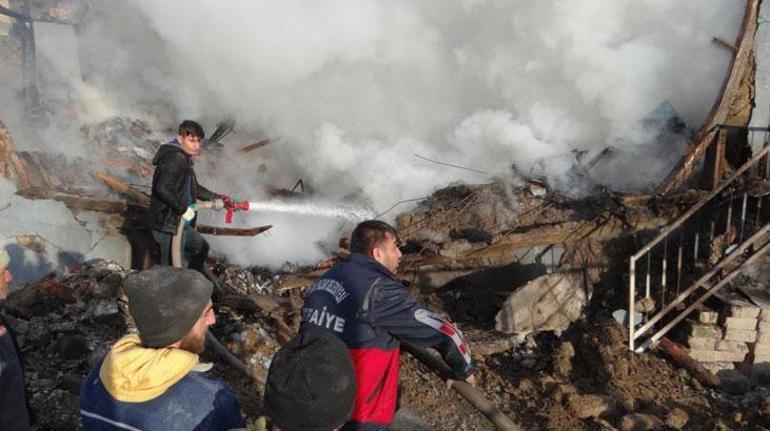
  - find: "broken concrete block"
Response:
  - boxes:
[567,393,615,419]
[0,179,131,284]
[685,322,722,339]
[723,328,757,343]
[697,307,719,325]
[620,413,663,431]
[724,317,758,330]
[688,349,747,363]
[495,272,586,336]
[727,304,761,319]
[686,336,716,350]
[716,369,751,395]
[757,332,770,344]
[758,321,770,332]
[754,353,770,363]
[664,407,689,430]
[715,340,750,354]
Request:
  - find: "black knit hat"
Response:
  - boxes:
[265,330,356,431]
[123,266,213,348]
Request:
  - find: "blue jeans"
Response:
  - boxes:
[152,225,209,271]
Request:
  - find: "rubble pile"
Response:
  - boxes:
[5,250,770,430]
[3,260,128,430]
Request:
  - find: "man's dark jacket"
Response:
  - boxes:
[0,313,32,431]
[300,253,475,431]
[149,140,220,233]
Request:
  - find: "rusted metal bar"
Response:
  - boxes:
[655,337,719,387]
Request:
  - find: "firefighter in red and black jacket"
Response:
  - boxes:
[300,220,476,431]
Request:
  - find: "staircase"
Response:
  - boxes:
[628,125,770,351]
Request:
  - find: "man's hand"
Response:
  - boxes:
[445,373,476,390]
[182,204,197,224]
[464,373,477,387]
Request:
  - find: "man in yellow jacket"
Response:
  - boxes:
[80,266,245,430]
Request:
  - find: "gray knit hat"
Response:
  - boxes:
[265,330,356,431]
[123,266,213,348]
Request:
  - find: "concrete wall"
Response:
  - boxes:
[0,178,131,286]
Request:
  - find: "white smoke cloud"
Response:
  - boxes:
[0,0,747,267]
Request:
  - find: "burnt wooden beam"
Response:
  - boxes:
[274,268,326,292]
[238,138,272,154]
[403,213,673,272]
[92,171,151,207]
[707,128,728,189]
[0,121,33,189]
[657,0,759,194]
[15,189,129,213]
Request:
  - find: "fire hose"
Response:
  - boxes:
[400,340,522,431]
[170,198,267,384]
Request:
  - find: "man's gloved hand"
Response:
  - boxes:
[182,204,197,224]
[221,194,241,204]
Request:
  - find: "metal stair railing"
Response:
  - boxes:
[629,126,770,352]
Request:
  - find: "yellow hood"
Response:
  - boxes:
[99,334,199,402]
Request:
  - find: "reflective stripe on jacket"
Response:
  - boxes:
[300,253,475,431]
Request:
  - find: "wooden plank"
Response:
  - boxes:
[275,269,326,292]
[711,129,727,189]
[92,171,151,206]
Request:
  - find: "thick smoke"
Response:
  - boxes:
[0,0,746,266]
